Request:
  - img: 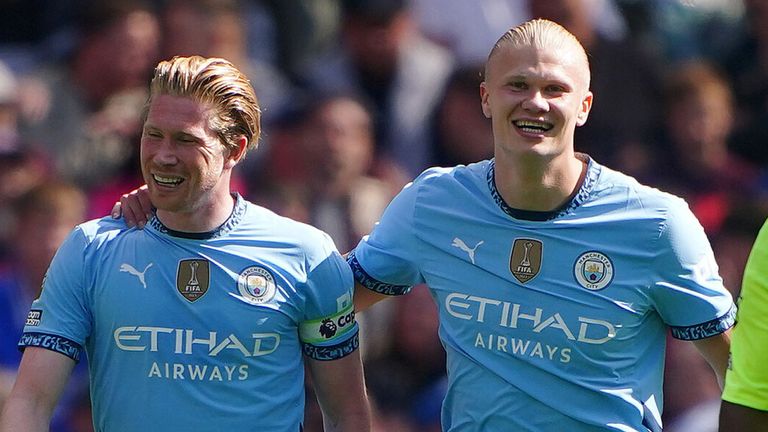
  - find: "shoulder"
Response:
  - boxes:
[384,161,492,219]
[44,217,132,271]
[594,164,707,251]
[244,201,339,255]
[71,216,131,246]
[410,160,491,191]
[379,162,488,216]
[594,162,692,218]
[248,202,328,238]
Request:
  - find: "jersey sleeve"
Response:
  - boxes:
[347,177,426,296]
[722,219,768,410]
[649,198,735,340]
[19,226,92,362]
[299,232,359,361]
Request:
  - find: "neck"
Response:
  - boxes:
[494,151,586,212]
[157,192,236,233]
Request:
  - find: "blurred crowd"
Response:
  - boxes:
[0,0,766,431]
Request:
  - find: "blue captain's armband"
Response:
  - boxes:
[670,305,736,340]
[19,332,83,362]
[347,250,412,296]
[302,332,360,361]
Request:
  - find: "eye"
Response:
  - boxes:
[144,130,162,139]
[509,81,527,91]
[545,85,566,94]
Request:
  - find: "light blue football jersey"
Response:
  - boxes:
[349,157,735,432]
[20,194,358,431]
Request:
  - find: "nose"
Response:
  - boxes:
[521,90,549,113]
[151,139,179,165]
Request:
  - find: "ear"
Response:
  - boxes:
[224,135,248,169]
[480,81,492,118]
[576,91,593,127]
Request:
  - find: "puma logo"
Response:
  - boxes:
[452,238,484,264]
[120,263,154,289]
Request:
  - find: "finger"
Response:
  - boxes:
[137,187,153,221]
[120,194,140,228]
[111,201,122,219]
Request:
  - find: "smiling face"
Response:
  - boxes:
[140,94,238,223]
[480,40,592,159]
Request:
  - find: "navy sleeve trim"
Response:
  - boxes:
[670,304,736,341]
[346,250,412,296]
[302,331,359,361]
[18,332,83,362]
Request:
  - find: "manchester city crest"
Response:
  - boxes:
[574,251,614,291]
[237,266,277,304]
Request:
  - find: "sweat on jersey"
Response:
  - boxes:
[349,156,735,432]
[20,194,359,431]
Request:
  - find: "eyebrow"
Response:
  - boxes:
[507,74,528,81]
[175,131,201,141]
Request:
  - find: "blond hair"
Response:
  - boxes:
[485,19,590,84]
[144,55,261,157]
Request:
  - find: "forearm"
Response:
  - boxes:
[322,406,372,432]
[0,393,55,432]
[317,375,371,432]
[1,348,75,432]
[309,349,371,432]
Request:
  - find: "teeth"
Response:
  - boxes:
[514,120,553,132]
[153,174,183,185]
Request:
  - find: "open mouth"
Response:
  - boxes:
[513,119,554,134]
[152,174,184,187]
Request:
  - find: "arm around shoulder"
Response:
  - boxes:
[0,347,76,432]
[307,349,371,432]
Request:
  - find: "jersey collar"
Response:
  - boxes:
[486,153,600,221]
[148,192,247,239]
